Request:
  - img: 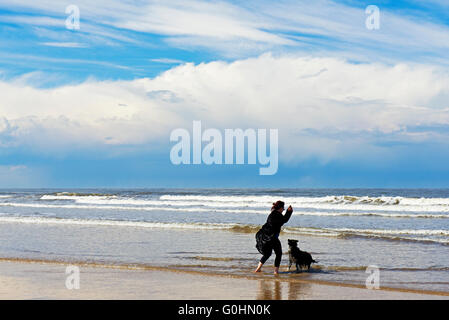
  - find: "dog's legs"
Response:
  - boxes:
[288,258,292,271]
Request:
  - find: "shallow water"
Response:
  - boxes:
[0,188,448,293]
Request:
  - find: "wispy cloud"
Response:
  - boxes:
[0,13,139,45]
[1,0,449,62]
[0,14,64,27]
[150,58,185,64]
[40,42,88,48]
[0,52,133,70]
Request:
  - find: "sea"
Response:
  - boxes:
[0,188,448,294]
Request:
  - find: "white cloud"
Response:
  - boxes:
[1,54,449,162]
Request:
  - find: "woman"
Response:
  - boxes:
[254,201,293,274]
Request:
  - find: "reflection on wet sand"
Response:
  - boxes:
[288,281,312,300]
[257,280,282,300]
[256,279,312,300]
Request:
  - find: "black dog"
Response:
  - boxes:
[288,239,316,271]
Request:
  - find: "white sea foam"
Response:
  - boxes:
[328,227,449,237]
[0,216,238,230]
[160,194,449,206]
[0,202,265,214]
[160,194,334,203]
[40,195,115,201]
[286,202,449,213]
[160,195,449,213]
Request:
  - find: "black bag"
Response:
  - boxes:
[255,228,273,255]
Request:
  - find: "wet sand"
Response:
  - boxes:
[0,260,448,300]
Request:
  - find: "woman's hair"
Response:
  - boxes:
[272,200,285,211]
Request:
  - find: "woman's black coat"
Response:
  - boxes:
[255,209,293,255]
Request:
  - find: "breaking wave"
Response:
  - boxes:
[1,201,448,218]
[37,193,449,214]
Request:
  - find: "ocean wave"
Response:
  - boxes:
[41,194,116,201]
[35,193,449,214]
[44,192,116,197]
[1,202,448,219]
[160,194,449,207]
[283,226,449,244]
[322,265,449,272]
[0,216,238,230]
[0,202,265,214]
[289,203,449,213]
[282,226,449,244]
[329,227,449,237]
[0,216,447,245]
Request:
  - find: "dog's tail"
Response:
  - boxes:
[311,259,317,263]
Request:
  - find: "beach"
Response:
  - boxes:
[1,259,448,300]
[1,260,448,300]
[2,0,449,304]
[1,188,449,298]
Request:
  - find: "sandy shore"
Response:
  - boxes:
[0,260,447,300]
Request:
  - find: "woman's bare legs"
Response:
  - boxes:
[255,262,280,274]
[254,262,263,273]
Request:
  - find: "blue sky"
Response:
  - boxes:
[1,0,449,188]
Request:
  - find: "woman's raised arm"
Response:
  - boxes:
[283,205,293,223]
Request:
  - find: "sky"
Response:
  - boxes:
[1,0,449,188]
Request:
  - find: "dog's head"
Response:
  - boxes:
[288,239,298,247]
